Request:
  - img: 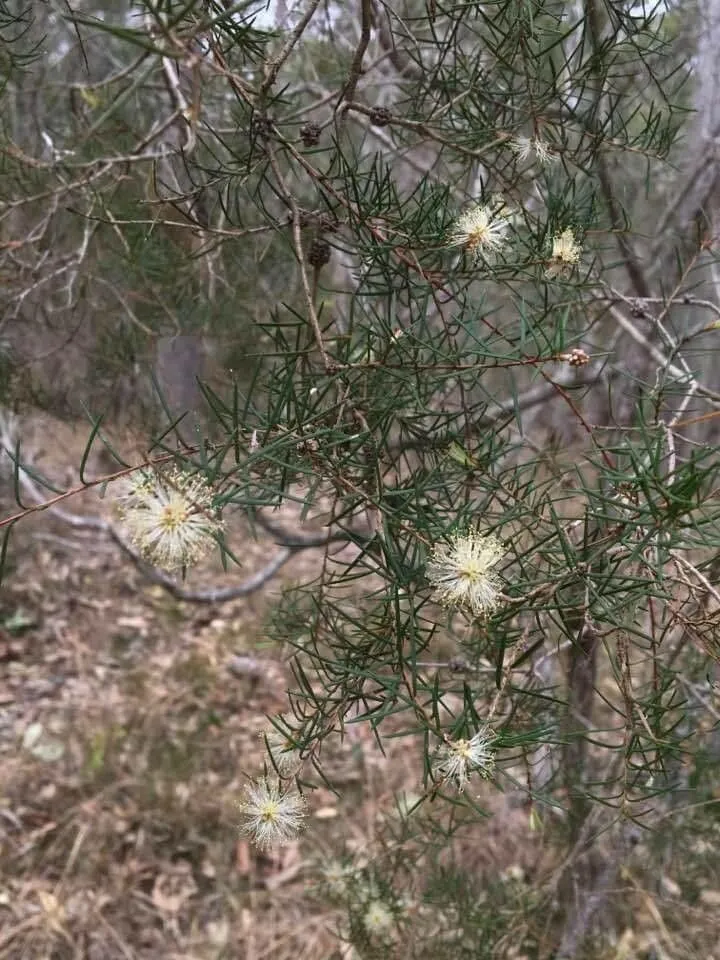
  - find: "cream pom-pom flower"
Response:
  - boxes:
[238,777,307,849]
[115,467,223,571]
[363,899,395,938]
[432,728,496,792]
[546,227,582,279]
[446,197,511,261]
[510,135,557,165]
[426,529,504,616]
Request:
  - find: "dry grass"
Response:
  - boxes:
[0,415,719,960]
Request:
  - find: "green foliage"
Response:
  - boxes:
[0,0,43,89]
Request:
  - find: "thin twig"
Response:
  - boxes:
[264,141,331,369]
[260,0,323,96]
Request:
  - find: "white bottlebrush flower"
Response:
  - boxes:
[545,227,582,279]
[238,777,306,849]
[363,899,395,938]
[426,529,504,616]
[510,135,556,165]
[262,719,303,778]
[116,467,222,571]
[432,728,496,792]
[321,859,357,900]
[446,199,511,261]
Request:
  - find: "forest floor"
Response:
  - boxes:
[0,414,718,960]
